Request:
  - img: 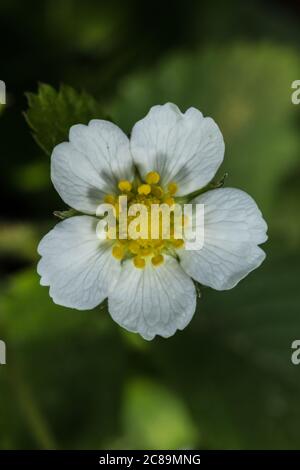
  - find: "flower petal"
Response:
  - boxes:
[51,120,133,214]
[130,103,224,195]
[108,256,196,340]
[37,216,120,309]
[179,188,268,290]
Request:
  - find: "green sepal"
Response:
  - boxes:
[53,208,83,220]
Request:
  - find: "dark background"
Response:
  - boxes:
[0,0,300,450]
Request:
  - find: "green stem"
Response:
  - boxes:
[8,350,57,449]
[53,208,82,220]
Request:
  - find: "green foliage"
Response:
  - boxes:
[2,0,300,452]
[25,84,106,156]
[150,246,300,449]
[14,161,50,193]
[0,223,40,263]
[1,247,300,449]
[0,270,128,449]
[44,1,123,54]
[13,43,300,449]
[120,378,198,449]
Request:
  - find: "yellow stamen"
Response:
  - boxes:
[139,246,153,256]
[128,241,140,254]
[104,194,116,205]
[152,239,164,248]
[164,197,175,206]
[138,184,151,195]
[146,171,160,185]
[168,182,178,195]
[118,180,132,192]
[151,254,164,266]
[151,185,164,198]
[172,239,184,249]
[105,175,185,270]
[112,244,125,260]
[133,256,146,269]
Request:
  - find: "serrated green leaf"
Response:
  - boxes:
[24,83,107,156]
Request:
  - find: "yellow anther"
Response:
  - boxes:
[153,239,164,248]
[112,244,125,260]
[104,194,116,205]
[139,246,153,256]
[151,185,164,198]
[146,171,160,185]
[133,256,146,269]
[128,241,140,254]
[172,239,184,249]
[151,254,164,266]
[106,174,183,269]
[138,184,151,195]
[168,182,178,195]
[164,197,175,206]
[118,180,132,192]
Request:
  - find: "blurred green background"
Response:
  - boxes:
[1,0,300,450]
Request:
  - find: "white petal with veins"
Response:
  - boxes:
[37,104,269,340]
[51,120,133,214]
[108,255,196,340]
[130,103,224,196]
[38,216,121,309]
[179,188,268,290]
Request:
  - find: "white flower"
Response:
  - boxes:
[38,103,268,340]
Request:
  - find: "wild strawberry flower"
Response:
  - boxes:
[38,103,268,340]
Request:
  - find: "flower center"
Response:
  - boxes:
[104,171,185,269]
